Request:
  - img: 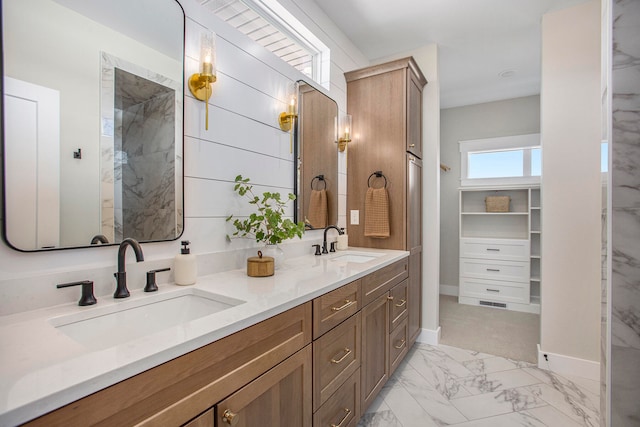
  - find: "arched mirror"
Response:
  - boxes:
[1,0,185,251]
[295,81,339,229]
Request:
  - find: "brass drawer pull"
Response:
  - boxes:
[331,408,352,427]
[331,299,356,312]
[330,347,352,364]
[222,409,239,425]
[394,338,406,349]
[394,298,407,308]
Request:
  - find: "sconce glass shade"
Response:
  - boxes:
[279,82,298,132]
[336,114,352,152]
[199,32,216,77]
[189,31,217,130]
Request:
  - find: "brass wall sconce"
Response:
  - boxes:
[278,92,298,132]
[336,114,352,152]
[188,32,216,130]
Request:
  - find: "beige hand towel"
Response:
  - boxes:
[307,189,328,229]
[364,187,390,238]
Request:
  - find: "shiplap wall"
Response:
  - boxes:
[0,0,369,315]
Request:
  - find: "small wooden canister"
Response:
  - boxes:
[247,250,274,277]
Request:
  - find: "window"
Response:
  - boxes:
[460,134,541,187]
[204,0,330,87]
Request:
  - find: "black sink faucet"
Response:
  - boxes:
[322,225,344,254]
[114,238,144,298]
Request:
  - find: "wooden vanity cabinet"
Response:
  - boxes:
[22,303,312,427]
[21,259,413,427]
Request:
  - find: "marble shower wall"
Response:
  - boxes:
[100,52,181,243]
[117,75,176,241]
[611,0,640,424]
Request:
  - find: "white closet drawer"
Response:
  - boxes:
[460,258,529,282]
[460,238,529,262]
[460,277,530,304]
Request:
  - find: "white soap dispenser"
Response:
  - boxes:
[174,240,197,285]
[337,228,348,250]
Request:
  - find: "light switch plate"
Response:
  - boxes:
[350,210,360,225]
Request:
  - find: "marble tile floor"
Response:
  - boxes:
[357,343,600,427]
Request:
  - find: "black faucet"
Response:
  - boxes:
[114,238,144,298]
[322,225,344,254]
[90,234,109,244]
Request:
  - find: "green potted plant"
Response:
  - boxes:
[226,175,305,267]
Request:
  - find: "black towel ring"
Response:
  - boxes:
[311,174,327,190]
[367,171,387,188]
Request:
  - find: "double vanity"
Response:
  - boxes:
[0,248,412,426]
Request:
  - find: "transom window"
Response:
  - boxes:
[203,0,330,87]
[460,134,541,187]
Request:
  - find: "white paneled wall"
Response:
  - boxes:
[0,0,369,315]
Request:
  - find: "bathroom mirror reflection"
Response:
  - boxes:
[1,0,185,251]
[296,81,338,229]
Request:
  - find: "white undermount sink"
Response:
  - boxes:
[49,289,245,350]
[330,251,385,263]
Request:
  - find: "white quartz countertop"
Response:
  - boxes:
[0,248,408,426]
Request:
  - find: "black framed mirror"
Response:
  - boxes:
[295,80,339,229]
[1,0,185,251]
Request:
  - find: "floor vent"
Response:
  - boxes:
[479,300,507,309]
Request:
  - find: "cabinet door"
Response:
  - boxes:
[216,346,312,427]
[406,71,423,158]
[407,156,422,252]
[408,250,422,344]
[360,293,390,412]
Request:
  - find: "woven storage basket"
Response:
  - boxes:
[485,196,510,212]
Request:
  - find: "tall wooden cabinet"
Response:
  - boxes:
[345,57,426,346]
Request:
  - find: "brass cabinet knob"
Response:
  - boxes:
[222,409,239,425]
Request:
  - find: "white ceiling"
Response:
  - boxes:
[311,0,591,108]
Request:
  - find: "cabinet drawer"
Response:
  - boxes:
[460,258,529,282]
[389,318,409,376]
[362,258,408,305]
[313,312,361,410]
[460,238,529,262]
[313,368,360,427]
[389,279,408,332]
[460,277,530,304]
[313,279,361,338]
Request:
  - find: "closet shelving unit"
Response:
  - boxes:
[458,186,541,314]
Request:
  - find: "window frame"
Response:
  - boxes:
[459,133,541,187]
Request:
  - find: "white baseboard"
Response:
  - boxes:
[416,327,441,345]
[537,344,600,381]
[439,284,458,296]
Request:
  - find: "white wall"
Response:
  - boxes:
[0,0,369,315]
[439,96,541,292]
[540,0,601,363]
